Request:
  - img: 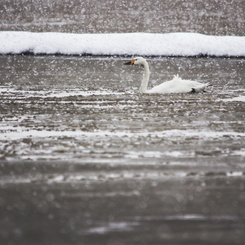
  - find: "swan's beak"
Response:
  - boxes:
[124,59,135,65]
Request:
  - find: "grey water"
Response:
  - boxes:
[1,0,245,244]
[0,0,244,36]
[1,55,245,245]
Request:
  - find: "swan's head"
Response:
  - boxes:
[124,57,146,66]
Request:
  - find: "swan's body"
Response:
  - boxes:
[124,57,209,94]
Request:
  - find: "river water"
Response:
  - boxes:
[1,0,245,244]
[0,55,245,244]
[0,0,244,36]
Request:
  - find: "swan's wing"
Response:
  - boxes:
[177,79,209,93]
[148,76,209,94]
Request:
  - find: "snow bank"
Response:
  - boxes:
[0,31,244,57]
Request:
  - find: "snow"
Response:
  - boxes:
[0,31,244,57]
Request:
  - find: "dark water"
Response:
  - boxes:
[0,55,245,244]
[0,0,244,36]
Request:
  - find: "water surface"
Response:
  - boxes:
[0,55,245,244]
[1,0,244,35]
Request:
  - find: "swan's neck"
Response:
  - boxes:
[139,61,150,93]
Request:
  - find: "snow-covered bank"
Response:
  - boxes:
[0,31,245,57]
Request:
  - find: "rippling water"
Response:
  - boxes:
[1,56,244,163]
[0,55,245,244]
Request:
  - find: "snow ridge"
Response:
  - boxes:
[0,31,244,57]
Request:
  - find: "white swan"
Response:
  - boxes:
[124,57,209,94]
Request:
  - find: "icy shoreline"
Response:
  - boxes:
[0,31,245,57]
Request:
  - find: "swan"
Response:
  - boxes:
[124,57,209,94]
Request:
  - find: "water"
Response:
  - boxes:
[0,0,244,36]
[0,55,245,244]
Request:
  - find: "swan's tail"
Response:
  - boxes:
[173,74,182,80]
[192,83,210,92]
